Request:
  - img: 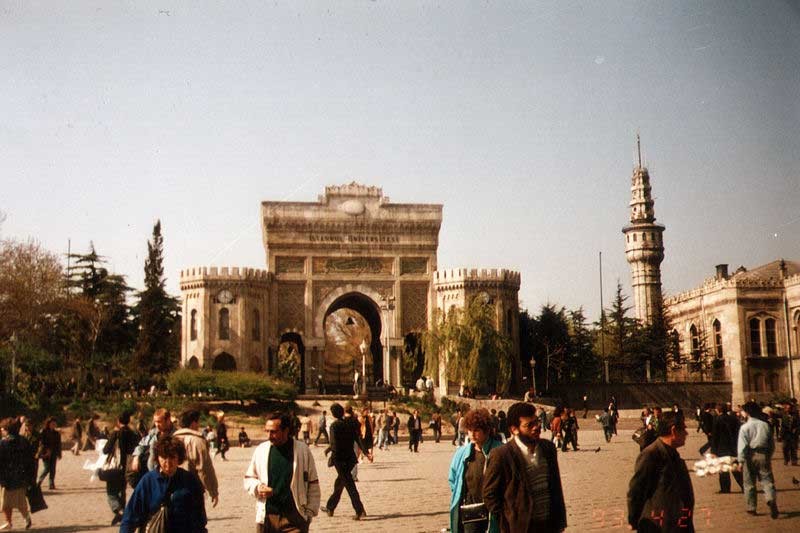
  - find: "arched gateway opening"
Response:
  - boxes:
[322,292,383,393]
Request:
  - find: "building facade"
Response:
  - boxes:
[664,261,800,405]
[179,183,520,393]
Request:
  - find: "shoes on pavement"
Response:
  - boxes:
[111,512,123,525]
[0,523,11,530]
[746,510,757,516]
[25,515,32,529]
[321,506,334,517]
[353,511,367,520]
[768,500,779,519]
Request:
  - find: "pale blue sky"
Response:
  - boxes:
[2,1,799,319]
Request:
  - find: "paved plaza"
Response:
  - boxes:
[17,427,800,532]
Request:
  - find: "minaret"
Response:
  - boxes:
[622,135,665,324]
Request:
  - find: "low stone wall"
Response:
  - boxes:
[547,382,733,410]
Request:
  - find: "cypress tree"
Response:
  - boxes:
[133,221,180,378]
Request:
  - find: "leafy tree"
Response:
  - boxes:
[423,298,513,395]
[530,304,570,391]
[566,307,601,382]
[133,221,180,377]
[0,238,66,345]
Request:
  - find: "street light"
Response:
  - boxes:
[359,339,368,397]
[529,357,536,397]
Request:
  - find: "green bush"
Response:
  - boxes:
[166,369,296,403]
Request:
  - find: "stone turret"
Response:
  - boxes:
[622,135,665,324]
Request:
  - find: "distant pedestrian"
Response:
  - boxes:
[70,417,83,455]
[0,418,35,530]
[377,410,392,450]
[314,411,329,446]
[391,411,400,445]
[698,404,715,455]
[37,417,61,490]
[102,411,139,525]
[598,408,614,443]
[299,413,312,445]
[408,410,423,452]
[431,412,443,443]
[778,401,799,466]
[627,411,694,532]
[238,427,251,447]
[214,414,229,461]
[710,403,743,493]
[497,411,509,441]
[582,394,589,419]
[738,401,778,519]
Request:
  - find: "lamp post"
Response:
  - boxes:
[9,332,17,398]
[359,339,368,397]
[380,296,395,387]
[529,357,536,397]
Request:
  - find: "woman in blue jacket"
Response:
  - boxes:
[120,436,207,533]
[448,408,504,533]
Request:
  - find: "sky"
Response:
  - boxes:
[2,1,799,320]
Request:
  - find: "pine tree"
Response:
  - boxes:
[567,308,600,382]
[133,221,180,378]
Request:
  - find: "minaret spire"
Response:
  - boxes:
[622,137,665,325]
[636,132,642,169]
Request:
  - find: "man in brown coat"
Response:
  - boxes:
[174,410,219,507]
[627,411,694,532]
[483,402,567,532]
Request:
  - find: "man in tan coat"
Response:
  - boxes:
[175,410,219,507]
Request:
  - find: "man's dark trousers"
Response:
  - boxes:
[719,470,743,493]
[409,430,420,452]
[326,461,364,514]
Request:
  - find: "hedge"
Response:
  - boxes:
[166,369,296,402]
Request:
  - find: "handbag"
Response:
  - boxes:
[459,502,489,525]
[631,426,646,445]
[26,484,48,514]
[98,439,124,483]
[141,482,174,533]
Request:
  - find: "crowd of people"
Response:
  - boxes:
[0,394,796,532]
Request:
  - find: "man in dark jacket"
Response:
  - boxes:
[483,402,567,533]
[710,403,743,493]
[37,417,61,490]
[320,403,372,520]
[102,412,140,525]
[627,411,694,532]
[407,410,423,452]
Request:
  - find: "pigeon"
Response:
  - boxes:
[594,447,601,453]
[792,476,799,486]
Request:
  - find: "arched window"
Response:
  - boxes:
[690,324,700,361]
[219,308,230,340]
[190,310,198,341]
[753,373,764,392]
[765,318,777,356]
[749,318,761,356]
[712,319,723,358]
[768,373,779,392]
[188,356,199,369]
[252,309,261,341]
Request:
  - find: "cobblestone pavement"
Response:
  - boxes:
[15,428,800,532]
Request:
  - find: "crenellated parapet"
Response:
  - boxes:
[433,268,521,291]
[666,274,797,306]
[179,266,272,290]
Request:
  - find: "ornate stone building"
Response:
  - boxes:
[623,136,665,324]
[433,268,521,395]
[664,261,800,405]
[179,183,520,393]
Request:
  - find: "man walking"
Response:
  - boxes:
[70,417,83,455]
[314,411,329,446]
[102,412,139,525]
[244,412,320,532]
[132,408,175,474]
[408,410,423,453]
[483,402,567,533]
[710,403,743,493]
[778,401,799,466]
[738,401,779,519]
[321,403,371,520]
[627,411,694,532]
[174,410,219,508]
